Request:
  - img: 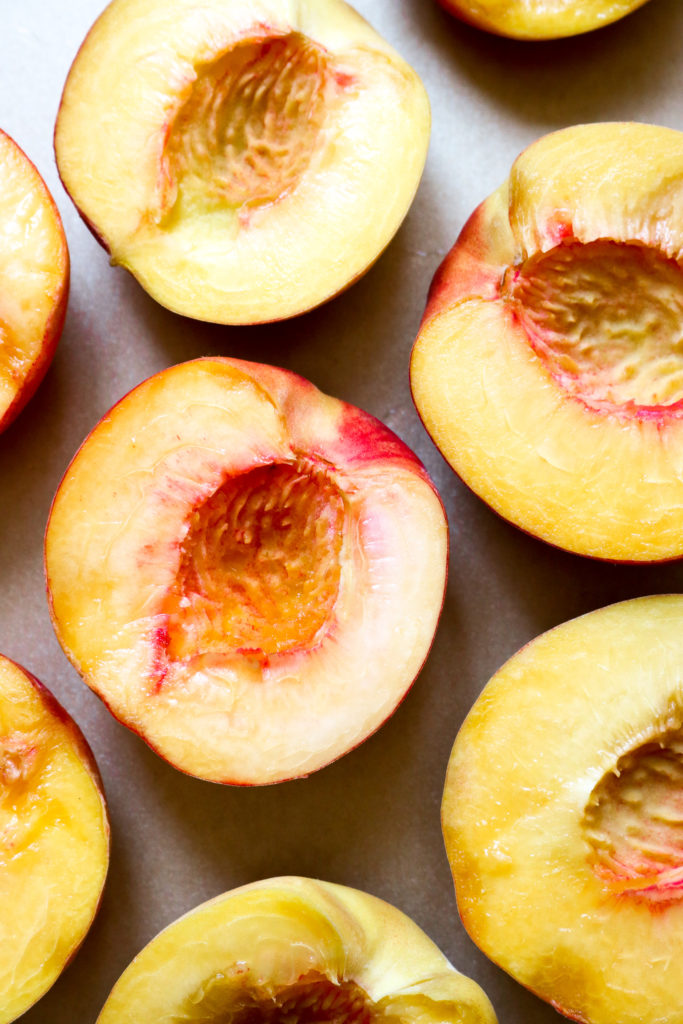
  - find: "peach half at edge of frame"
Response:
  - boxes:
[436,0,652,40]
[443,594,683,1024]
[411,121,683,563]
[96,876,497,1024]
[0,653,109,1024]
[54,0,430,325]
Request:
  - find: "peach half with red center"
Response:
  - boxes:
[436,0,651,39]
[96,876,497,1024]
[0,654,108,1024]
[0,129,68,433]
[411,122,683,562]
[44,358,448,785]
[54,0,430,324]
[442,595,683,1024]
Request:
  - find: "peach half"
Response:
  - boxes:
[442,595,683,1024]
[0,129,68,433]
[44,357,448,785]
[411,122,683,562]
[436,0,651,39]
[54,0,430,325]
[96,876,497,1024]
[0,654,108,1024]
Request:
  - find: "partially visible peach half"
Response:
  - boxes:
[44,358,448,785]
[0,129,68,433]
[97,876,497,1024]
[443,595,683,1024]
[0,654,108,1024]
[436,0,651,39]
[54,0,430,325]
[411,122,683,562]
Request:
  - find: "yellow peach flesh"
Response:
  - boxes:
[55,0,430,324]
[45,358,448,784]
[442,595,683,1024]
[411,123,683,560]
[0,130,68,431]
[96,877,497,1024]
[0,656,108,1024]
[439,0,652,40]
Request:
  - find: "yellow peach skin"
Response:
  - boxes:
[411,122,683,562]
[443,595,683,1024]
[0,655,108,1024]
[437,0,652,40]
[96,877,497,1024]
[55,0,430,324]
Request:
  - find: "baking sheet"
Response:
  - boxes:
[2,0,683,1020]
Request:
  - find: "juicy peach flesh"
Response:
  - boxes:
[0,656,108,1024]
[96,877,497,1024]
[411,123,683,561]
[442,596,683,1024]
[0,129,68,432]
[54,0,430,324]
[45,358,448,785]
[437,0,652,40]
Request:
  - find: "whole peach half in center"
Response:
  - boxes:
[411,122,683,561]
[45,358,447,785]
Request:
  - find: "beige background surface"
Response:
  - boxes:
[2,0,683,1021]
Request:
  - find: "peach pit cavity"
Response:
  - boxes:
[163,33,331,216]
[504,240,683,412]
[164,462,345,662]
[582,729,683,902]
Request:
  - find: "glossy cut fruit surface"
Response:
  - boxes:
[0,654,109,1024]
[411,122,683,562]
[443,595,683,1024]
[0,129,68,433]
[437,0,651,39]
[45,358,448,785]
[96,876,497,1024]
[54,0,430,324]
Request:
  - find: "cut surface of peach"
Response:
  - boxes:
[411,122,683,561]
[0,654,108,1024]
[96,876,497,1024]
[0,129,68,432]
[45,358,448,785]
[437,0,651,39]
[443,595,683,1024]
[54,0,430,324]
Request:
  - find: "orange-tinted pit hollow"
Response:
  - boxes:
[164,462,345,663]
[163,32,331,217]
[503,240,683,414]
[186,970,374,1024]
[582,729,683,902]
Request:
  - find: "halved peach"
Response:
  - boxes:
[0,654,108,1024]
[96,876,497,1024]
[411,122,683,562]
[437,0,652,39]
[443,595,683,1024]
[44,358,447,785]
[54,0,430,324]
[0,129,68,433]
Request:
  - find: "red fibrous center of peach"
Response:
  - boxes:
[185,972,373,1024]
[164,463,345,662]
[163,33,331,215]
[583,730,683,901]
[504,240,683,412]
